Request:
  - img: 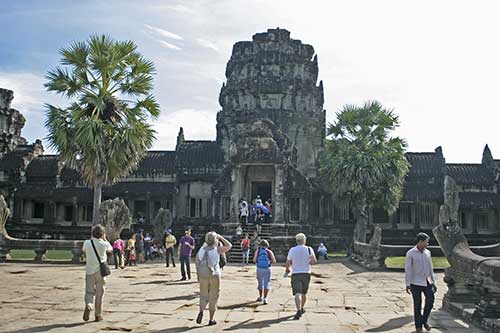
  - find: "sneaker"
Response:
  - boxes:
[301,308,306,314]
[95,315,103,322]
[208,320,217,326]
[293,310,302,320]
[180,277,187,281]
[256,297,262,302]
[196,312,203,324]
[83,305,91,322]
[423,323,432,331]
[263,298,268,305]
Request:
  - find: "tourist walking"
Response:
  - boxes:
[285,233,317,320]
[144,233,153,261]
[405,232,436,332]
[126,233,136,266]
[239,198,248,227]
[164,229,177,268]
[255,208,264,234]
[253,239,276,304]
[135,229,145,263]
[178,227,195,280]
[240,234,251,264]
[195,232,232,326]
[235,224,243,240]
[81,225,112,322]
[112,238,125,269]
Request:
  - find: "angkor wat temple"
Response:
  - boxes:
[0,29,498,248]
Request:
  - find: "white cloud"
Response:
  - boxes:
[143,24,183,41]
[158,40,182,51]
[196,38,219,52]
[152,108,217,150]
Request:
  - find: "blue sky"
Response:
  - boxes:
[1,0,499,162]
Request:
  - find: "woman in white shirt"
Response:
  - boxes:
[195,232,232,326]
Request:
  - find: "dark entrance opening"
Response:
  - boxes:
[251,182,272,203]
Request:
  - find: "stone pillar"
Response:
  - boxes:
[412,204,419,230]
[274,165,284,222]
[72,197,78,226]
[128,199,135,219]
[34,248,47,263]
[146,192,151,224]
[71,245,82,264]
[45,200,55,223]
[230,166,242,217]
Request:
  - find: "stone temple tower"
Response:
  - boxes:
[0,88,27,156]
[216,28,325,222]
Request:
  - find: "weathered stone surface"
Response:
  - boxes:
[0,88,27,155]
[433,176,500,329]
[0,260,483,332]
[98,198,131,242]
[151,208,172,240]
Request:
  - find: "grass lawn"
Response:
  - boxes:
[385,256,450,269]
[10,249,73,260]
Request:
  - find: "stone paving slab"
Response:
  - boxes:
[0,259,486,333]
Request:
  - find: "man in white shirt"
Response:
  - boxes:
[239,199,248,227]
[82,225,113,322]
[285,233,317,320]
[405,232,436,332]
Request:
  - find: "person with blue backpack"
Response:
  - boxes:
[253,239,276,304]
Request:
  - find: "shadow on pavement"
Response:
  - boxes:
[218,301,261,310]
[148,326,206,333]
[147,292,199,302]
[223,315,296,330]
[365,315,413,332]
[3,322,87,333]
[131,280,197,286]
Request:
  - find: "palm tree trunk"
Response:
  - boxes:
[92,182,102,225]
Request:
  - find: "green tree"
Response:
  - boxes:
[44,35,159,224]
[320,101,409,243]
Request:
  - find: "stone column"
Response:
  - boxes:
[72,197,78,226]
[274,165,284,222]
[412,204,419,230]
[230,166,242,217]
[146,192,151,224]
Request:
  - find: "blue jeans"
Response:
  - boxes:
[257,267,271,290]
[180,255,191,279]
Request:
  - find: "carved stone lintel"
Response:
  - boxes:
[34,248,47,263]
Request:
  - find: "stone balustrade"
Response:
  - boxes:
[432,176,500,331]
[352,225,500,270]
[0,197,131,265]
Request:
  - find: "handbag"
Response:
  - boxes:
[91,239,111,277]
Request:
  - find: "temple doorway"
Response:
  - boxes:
[251,181,272,203]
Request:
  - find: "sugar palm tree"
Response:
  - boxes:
[320,101,409,242]
[44,34,159,224]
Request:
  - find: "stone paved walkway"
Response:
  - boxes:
[0,259,485,333]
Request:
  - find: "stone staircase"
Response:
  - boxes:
[226,223,272,263]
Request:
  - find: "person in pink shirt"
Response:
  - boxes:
[112,238,125,269]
